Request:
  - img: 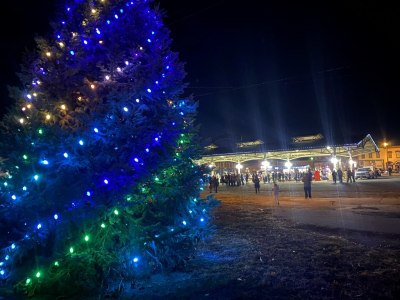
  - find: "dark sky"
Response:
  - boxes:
[1,0,399,145]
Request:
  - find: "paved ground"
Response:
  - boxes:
[203,175,400,235]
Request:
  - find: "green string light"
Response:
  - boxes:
[101,223,105,228]
[23,155,27,159]
[85,235,89,241]
[114,210,118,215]
[36,272,40,278]
[26,278,31,284]
[38,129,43,134]
[70,247,74,254]
[54,261,59,266]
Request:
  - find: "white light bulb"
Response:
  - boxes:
[136,99,139,103]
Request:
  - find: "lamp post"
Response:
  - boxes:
[384,142,388,170]
[236,163,243,174]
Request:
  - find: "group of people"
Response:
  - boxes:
[331,168,356,183]
[208,169,315,200]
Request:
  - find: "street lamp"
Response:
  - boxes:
[236,163,243,174]
[261,160,270,168]
[383,142,388,170]
[284,161,292,168]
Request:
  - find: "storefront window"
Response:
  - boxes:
[388,152,392,158]
[396,152,400,158]
[376,152,380,158]
[361,154,365,159]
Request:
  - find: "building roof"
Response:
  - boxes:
[198,134,379,164]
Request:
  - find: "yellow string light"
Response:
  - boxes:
[59,42,64,47]
[19,118,24,124]
[99,41,103,44]
[91,84,95,89]
[139,47,143,50]
[92,9,96,13]
[27,104,31,108]
[33,93,37,97]
[46,115,50,120]
[61,105,66,110]
[46,52,51,57]
[78,97,82,101]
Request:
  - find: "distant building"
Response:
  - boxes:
[355,144,400,170]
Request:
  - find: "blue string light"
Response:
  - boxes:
[84,40,88,45]
[94,128,99,133]
[70,51,75,55]
[87,191,91,196]
[23,186,27,191]
[37,224,42,229]
[134,158,139,162]
[64,153,68,158]
[136,99,140,103]
[79,140,84,145]
[147,89,151,93]
[107,20,110,24]
[123,107,128,112]
[115,14,118,19]
[104,179,109,184]
[54,214,58,220]
[145,148,149,152]
[12,195,16,200]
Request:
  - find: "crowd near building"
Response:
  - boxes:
[199,133,399,182]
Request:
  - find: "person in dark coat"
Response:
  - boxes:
[388,166,392,176]
[351,169,356,182]
[337,168,343,183]
[332,170,337,183]
[245,173,249,184]
[212,176,219,193]
[346,168,352,183]
[302,173,312,199]
[254,175,260,194]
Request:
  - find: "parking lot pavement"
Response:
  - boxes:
[203,176,400,234]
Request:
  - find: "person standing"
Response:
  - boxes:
[271,183,280,205]
[267,172,271,183]
[302,173,312,199]
[209,177,213,193]
[351,168,356,182]
[332,169,337,183]
[346,168,353,183]
[337,168,343,183]
[388,166,392,176]
[254,175,260,194]
[245,173,249,184]
[241,173,244,185]
[211,176,219,193]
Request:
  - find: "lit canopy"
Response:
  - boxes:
[198,134,379,164]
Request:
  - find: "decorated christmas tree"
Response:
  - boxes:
[0,0,219,297]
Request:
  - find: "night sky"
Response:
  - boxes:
[1,0,398,146]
